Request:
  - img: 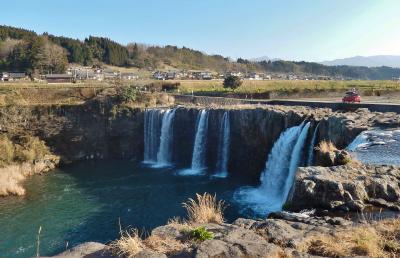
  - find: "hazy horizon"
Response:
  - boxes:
[2,0,400,62]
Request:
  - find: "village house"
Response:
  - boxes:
[247,72,263,80]
[0,72,27,81]
[45,74,73,83]
[153,71,166,80]
[225,71,243,78]
[121,73,138,80]
[103,69,120,80]
[167,70,182,80]
[71,68,96,80]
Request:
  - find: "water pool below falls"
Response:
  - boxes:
[0,161,248,257]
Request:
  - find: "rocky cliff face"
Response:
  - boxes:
[171,107,306,180]
[0,100,144,164]
[1,99,399,180]
[290,165,400,212]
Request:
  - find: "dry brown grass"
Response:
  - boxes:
[0,165,26,196]
[109,229,144,257]
[301,218,400,258]
[183,193,225,224]
[109,226,187,257]
[303,227,382,257]
[143,234,186,255]
[167,216,189,227]
[0,134,54,196]
[376,218,400,255]
[0,158,58,197]
[315,140,337,153]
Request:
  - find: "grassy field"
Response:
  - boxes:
[1,79,400,95]
[174,80,400,94]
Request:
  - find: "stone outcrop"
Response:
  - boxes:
[44,242,112,258]
[315,149,352,167]
[290,165,400,212]
[51,213,360,258]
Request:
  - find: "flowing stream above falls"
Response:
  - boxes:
[347,129,400,165]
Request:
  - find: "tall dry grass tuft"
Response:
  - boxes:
[143,234,186,255]
[302,225,391,257]
[0,165,26,196]
[109,229,143,257]
[183,193,225,224]
[315,140,337,153]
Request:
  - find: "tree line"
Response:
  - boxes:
[258,60,400,80]
[1,25,400,80]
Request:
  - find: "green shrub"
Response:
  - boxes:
[189,227,214,241]
[120,86,138,103]
[161,82,180,92]
[13,136,50,163]
[223,75,242,90]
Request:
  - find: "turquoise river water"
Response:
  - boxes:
[0,161,251,257]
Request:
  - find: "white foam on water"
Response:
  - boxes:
[234,122,310,215]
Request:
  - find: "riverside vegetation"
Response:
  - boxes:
[0,134,59,196]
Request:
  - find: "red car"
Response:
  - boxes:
[342,91,361,103]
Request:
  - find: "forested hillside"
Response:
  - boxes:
[258,60,400,80]
[1,25,400,80]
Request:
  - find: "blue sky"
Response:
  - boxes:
[2,0,400,61]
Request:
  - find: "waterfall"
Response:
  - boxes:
[155,109,176,167]
[347,131,369,151]
[214,112,230,178]
[285,122,311,201]
[143,109,164,163]
[306,123,320,166]
[180,110,209,175]
[234,122,311,215]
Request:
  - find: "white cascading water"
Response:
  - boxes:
[155,109,177,167]
[143,109,164,163]
[234,122,310,215]
[346,131,369,151]
[306,123,320,166]
[180,109,209,175]
[214,112,230,178]
[285,122,311,201]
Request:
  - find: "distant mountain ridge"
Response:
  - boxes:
[250,56,281,62]
[321,55,400,68]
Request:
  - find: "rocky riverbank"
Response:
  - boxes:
[290,165,400,212]
[50,214,399,258]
